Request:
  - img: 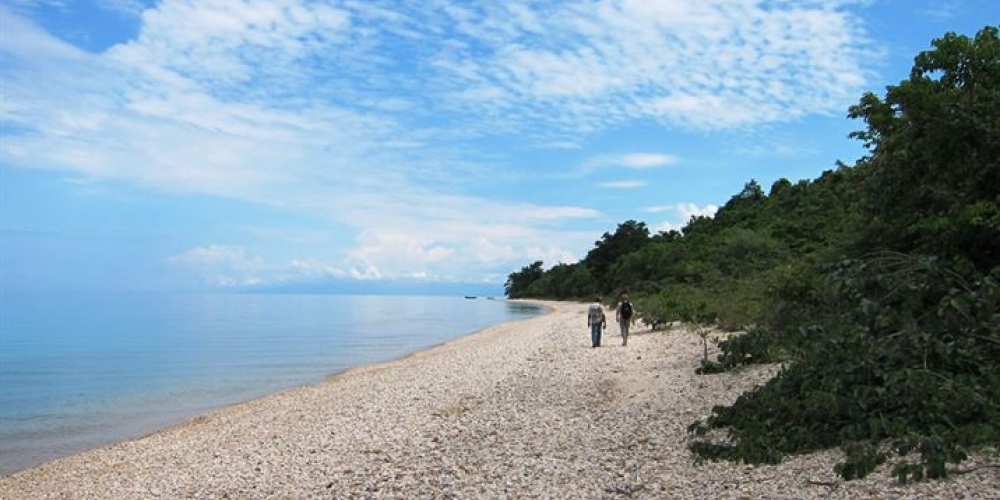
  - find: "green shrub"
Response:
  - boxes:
[714,326,779,369]
[689,255,1000,481]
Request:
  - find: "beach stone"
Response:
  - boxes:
[1,301,998,499]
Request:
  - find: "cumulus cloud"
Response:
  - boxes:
[347,231,455,275]
[166,231,585,287]
[166,245,264,286]
[646,202,719,232]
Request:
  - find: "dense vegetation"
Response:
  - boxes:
[505,27,1000,482]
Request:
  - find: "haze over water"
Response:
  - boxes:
[0,292,543,475]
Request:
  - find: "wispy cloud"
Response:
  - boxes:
[425,0,874,133]
[96,0,147,17]
[600,180,647,189]
[3,0,67,12]
[920,1,961,21]
[617,153,679,169]
[578,152,680,177]
[1,0,876,285]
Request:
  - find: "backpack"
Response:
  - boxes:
[620,300,633,319]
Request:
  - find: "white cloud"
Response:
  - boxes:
[327,202,595,281]
[920,1,962,21]
[167,229,586,286]
[600,180,647,189]
[167,248,384,286]
[289,258,382,281]
[114,0,351,88]
[736,139,817,159]
[425,0,874,132]
[167,245,264,286]
[616,153,679,169]
[580,152,679,176]
[12,0,149,17]
[288,259,350,280]
[676,202,719,220]
[522,246,582,268]
[538,139,584,150]
[644,202,719,220]
[654,221,683,233]
[1,0,876,285]
[646,202,719,232]
[348,231,455,273]
[96,0,147,17]
[3,0,65,12]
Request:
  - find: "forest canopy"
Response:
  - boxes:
[505,26,1000,482]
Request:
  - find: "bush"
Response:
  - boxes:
[709,326,780,371]
[689,255,1000,482]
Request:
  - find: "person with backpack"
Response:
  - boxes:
[587,297,606,348]
[616,292,634,346]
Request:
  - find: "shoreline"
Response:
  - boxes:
[0,298,551,477]
[322,300,556,384]
[2,300,996,499]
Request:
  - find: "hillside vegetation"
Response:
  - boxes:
[505,27,1000,482]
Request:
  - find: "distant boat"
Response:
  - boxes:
[464,296,477,299]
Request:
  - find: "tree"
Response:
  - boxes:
[690,26,1000,482]
[714,179,767,229]
[848,26,1000,270]
[583,220,650,289]
[525,262,589,299]
[563,264,596,298]
[504,261,544,298]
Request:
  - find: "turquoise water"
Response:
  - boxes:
[0,292,543,475]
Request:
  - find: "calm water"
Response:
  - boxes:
[0,292,543,475]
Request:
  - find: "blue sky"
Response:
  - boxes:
[1,0,996,293]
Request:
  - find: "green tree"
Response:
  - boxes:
[525,262,591,299]
[504,260,544,298]
[849,26,1000,270]
[501,32,999,483]
[584,220,651,289]
[563,264,596,298]
[691,26,1000,482]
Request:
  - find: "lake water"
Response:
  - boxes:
[0,292,544,475]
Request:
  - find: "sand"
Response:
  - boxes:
[1,300,997,499]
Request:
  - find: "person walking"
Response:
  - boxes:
[587,297,606,348]
[616,293,634,346]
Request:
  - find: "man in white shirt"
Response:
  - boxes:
[587,297,606,348]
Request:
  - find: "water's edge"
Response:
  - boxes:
[1,299,551,477]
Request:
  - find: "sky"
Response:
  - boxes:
[1,0,996,294]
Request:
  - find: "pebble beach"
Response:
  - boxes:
[2,301,997,499]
